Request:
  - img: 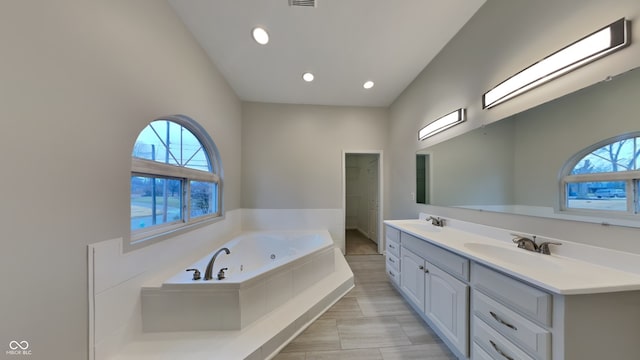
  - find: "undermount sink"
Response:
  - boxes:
[463,242,563,270]
[402,220,442,233]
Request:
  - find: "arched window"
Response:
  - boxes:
[131,115,222,242]
[560,132,640,215]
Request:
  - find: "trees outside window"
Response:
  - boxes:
[562,133,640,214]
[131,116,222,242]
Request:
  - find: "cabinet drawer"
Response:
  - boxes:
[386,225,400,243]
[473,291,550,359]
[386,239,400,258]
[473,317,535,360]
[386,252,400,273]
[387,267,400,286]
[401,232,469,281]
[471,263,551,326]
[472,342,496,360]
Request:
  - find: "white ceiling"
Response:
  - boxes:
[168,0,486,107]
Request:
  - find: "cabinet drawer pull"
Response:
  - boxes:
[419,265,424,270]
[490,311,518,331]
[388,258,395,263]
[388,244,396,249]
[489,340,514,360]
[388,270,395,278]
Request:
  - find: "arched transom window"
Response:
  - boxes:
[131,115,222,242]
[561,133,640,215]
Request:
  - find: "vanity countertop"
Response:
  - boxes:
[385,219,640,295]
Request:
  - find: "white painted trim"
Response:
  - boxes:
[342,150,384,254]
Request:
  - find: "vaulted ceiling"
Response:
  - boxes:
[169,0,486,107]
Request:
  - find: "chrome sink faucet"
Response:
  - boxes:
[511,234,561,255]
[204,247,230,280]
[428,216,445,227]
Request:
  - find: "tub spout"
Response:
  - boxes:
[204,247,230,280]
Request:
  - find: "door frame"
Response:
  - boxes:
[342,150,384,254]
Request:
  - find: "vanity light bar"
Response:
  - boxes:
[418,108,466,140]
[483,18,630,109]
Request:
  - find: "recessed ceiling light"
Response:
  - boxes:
[363,81,375,89]
[302,72,314,82]
[252,27,269,45]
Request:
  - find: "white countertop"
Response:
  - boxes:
[385,219,640,295]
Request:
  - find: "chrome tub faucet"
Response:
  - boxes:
[204,247,231,280]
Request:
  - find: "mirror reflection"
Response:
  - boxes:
[418,67,640,227]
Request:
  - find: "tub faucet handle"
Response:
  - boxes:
[217,267,228,280]
[537,241,562,255]
[186,268,201,280]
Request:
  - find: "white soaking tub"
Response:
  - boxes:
[141,230,336,332]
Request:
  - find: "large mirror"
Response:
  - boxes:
[417,66,640,227]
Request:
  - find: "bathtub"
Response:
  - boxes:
[141,230,336,332]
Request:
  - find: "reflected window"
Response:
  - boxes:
[131,116,222,242]
[561,133,640,214]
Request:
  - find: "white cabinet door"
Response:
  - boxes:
[425,262,469,357]
[400,248,425,311]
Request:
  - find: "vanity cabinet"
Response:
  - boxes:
[425,261,469,356]
[385,226,401,286]
[400,232,470,357]
[385,221,640,360]
[471,263,551,360]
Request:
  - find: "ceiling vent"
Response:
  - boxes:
[289,0,316,7]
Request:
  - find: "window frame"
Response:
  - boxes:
[130,115,223,245]
[559,132,640,218]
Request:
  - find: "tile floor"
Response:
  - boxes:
[273,232,456,360]
[345,229,379,255]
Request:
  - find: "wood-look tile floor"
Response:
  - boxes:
[273,236,457,360]
[345,229,379,255]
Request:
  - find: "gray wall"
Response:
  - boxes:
[0,1,242,358]
[242,102,388,209]
[389,0,640,253]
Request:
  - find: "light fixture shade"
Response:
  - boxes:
[483,18,630,109]
[419,108,466,140]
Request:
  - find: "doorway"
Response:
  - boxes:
[343,151,383,255]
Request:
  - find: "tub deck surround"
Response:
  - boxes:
[384,218,640,295]
[161,230,334,289]
[114,248,354,360]
[141,230,336,332]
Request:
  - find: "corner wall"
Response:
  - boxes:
[0,1,242,359]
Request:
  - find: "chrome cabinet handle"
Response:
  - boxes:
[388,244,395,249]
[490,311,518,331]
[489,340,514,360]
[388,270,395,277]
[388,257,395,263]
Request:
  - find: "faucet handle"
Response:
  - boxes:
[428,216,445,227]
[537,242,562,255]
[217,267,228,280]
[186,268,201,280]
[511,234,538,251]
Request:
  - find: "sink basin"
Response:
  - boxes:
[403,221,442,233]
[463,243,562,270]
